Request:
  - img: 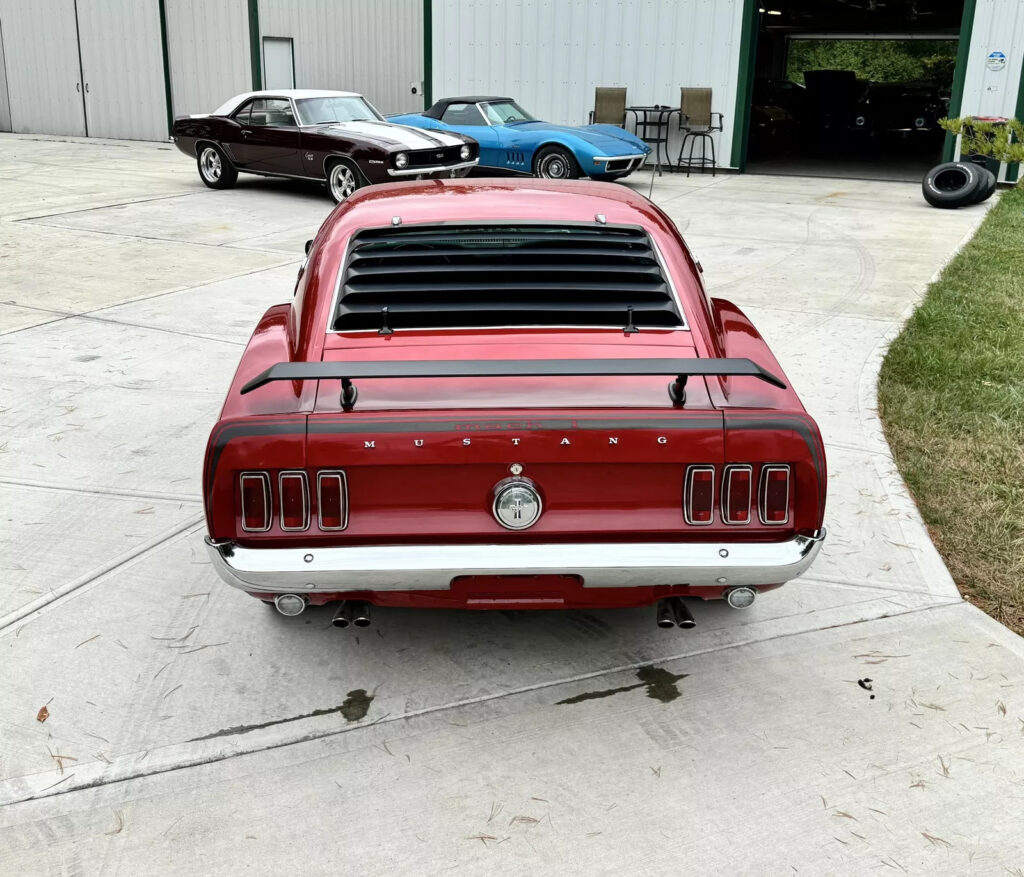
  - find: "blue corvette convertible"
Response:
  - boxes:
[389,96,650,181]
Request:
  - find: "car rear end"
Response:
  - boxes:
[203,187,826,621]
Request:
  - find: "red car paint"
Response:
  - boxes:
[203,179,826,611]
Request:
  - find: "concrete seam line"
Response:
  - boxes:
[0,599,964,808]
[0,477,201,504]
[0,516,205,634]
[74,314,247,347]
[12,191,197,223]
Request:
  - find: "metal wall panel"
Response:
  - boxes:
[0,0,86,136]
[432,0,746,168]
[961,0,1024,118]
[258,0,423,114]
[164,0,251,116]
[75,0,167,140]
[0,14,11,132]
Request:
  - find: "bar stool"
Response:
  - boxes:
[676,88,724,176]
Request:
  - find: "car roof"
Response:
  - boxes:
[320,178,673,241]
[212,89,362,115]
[423,96,515,119]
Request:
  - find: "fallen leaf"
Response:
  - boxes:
[36,705,49,723]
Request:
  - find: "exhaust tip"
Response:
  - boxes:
[677,617,697,629]
[331,602,352,628]
[725,587,757,609]
[274,594,307,617]
[351,601,371,628]
[656,598,680,629]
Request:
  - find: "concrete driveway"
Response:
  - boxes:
[2,136,1022,875]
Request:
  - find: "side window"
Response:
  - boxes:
[234,100,255,125]
[441,103,485,126]
[247,98,296,127]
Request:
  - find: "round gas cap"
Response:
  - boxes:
[493,480,542,530]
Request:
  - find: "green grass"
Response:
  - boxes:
[878,186,1024,633]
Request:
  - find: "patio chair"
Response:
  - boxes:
[676,88,724,176]
[589,87,627,126]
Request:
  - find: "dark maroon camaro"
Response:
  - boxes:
[172,89,479,203]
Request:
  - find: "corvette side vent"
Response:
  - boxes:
[332,223,684,331]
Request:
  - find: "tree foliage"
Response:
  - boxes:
[786,39,958,86]
[940,117,1024,169]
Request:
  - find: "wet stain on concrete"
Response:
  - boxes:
[557,665,688,706]
[340,689,373,722]
[190,688,375,742]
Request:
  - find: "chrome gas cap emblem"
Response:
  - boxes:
[493,478,542,530]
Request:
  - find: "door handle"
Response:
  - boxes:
[85,83,90,93]
[241,130,252,137]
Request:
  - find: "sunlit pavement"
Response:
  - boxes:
[2,135,1021,875]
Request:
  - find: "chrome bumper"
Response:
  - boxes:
[387,159,478,177]
[204,530,826,594]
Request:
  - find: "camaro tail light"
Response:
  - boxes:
[239,472,271,532]
[317,471,348,531]
[279,471,310,531]
[759,465,791,525]
[723,465,752,524]
[684,465,715,525]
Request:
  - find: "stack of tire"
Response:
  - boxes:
[922,160,997,209]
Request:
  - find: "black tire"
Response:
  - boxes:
[326,159,365,204]
[921,162,984,209]
[970,165,997,204]
[533,146,580,180]
[196,143,238,190]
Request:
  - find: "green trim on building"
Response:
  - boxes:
[247,0,262,90]
[730,0,759,172]
[942,0,977,163]
[422,0,432,109]
[157,0,174,136]
[1006,52,1024,182]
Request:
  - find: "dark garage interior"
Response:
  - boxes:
[745,0,967,180]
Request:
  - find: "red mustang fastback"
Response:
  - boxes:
[204,180,826,628]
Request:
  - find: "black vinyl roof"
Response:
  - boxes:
[423,96,514,119]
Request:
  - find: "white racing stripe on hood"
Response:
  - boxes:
[330,120,464,150]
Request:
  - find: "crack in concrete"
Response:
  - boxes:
[0,477,201,504]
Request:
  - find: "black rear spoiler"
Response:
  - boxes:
[240,358,785,408]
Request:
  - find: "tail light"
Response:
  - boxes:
[759,465,790,525]
[317,471,348,531]
[723,465,752,524]
[684,465,715,525]
[279,471,310,531]
[239,472,271,532]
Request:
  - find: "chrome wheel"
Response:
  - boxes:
[200,147,222,182]
[329,164,358,202]
[538,152,572,179]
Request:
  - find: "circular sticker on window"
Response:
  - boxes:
[986,51,1007,72]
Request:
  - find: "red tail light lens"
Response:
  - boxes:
[684,466,715,525]
[317,471,348,531]
[239,472,271,532]
[760,465,791,525]
[723,465,752,524]
[279,471,310,531]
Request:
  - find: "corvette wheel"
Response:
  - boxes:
[328,162,362,203]
[196,144,237,190]
[534,146,580,180]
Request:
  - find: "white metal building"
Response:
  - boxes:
[0,0,1020,178]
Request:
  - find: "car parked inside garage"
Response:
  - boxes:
[172,89,479,202]
[202,179,827,628]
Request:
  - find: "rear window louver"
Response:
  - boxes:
[331,223,684,331]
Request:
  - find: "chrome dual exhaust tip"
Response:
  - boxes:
[656,597,695,629]
[332,600,371,628]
